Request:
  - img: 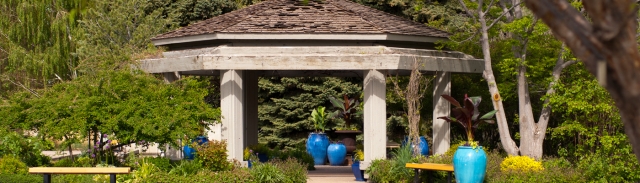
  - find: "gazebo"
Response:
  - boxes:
[139,0,483,170]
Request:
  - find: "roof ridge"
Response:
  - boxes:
[327,0,385,33]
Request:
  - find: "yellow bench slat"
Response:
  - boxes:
[405,163,454,172]
[29,167,131,174]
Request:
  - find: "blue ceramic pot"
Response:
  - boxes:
[183,145,196,160]
[402,136,429,156]
[306,133,330,165]
[453,146,487,183]
[351,161,365,181]
[327,142,347,166]
[248,160,252,168]
[183,136,208,160]
[257,154,269,163]
[194,136,209,145]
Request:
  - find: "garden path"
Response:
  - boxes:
[307,165,366,183]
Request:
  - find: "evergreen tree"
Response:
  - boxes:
[258,77,361,148]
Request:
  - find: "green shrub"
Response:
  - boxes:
[271,158,307,183]
[366,159,394,183]
[571,134,640,182]
[131,158,160,181]
[444,141,468,157]
[144,157,172,172]
[0,132,52,167]
[169,159,204,176]
[250,163,286,183]
[74,157,92,167]
[203,169,255,183]
[0,156,28,175]
[196,140,233,171]
[366,145,415,183]
[500,156,544,172]
[0,174,41,183]
[485,152,584,183]
[53,158,74,167]
[52,174,95,183]
[145,169,256,183]
[276,149,315,170]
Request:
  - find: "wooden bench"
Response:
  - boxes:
[29,167,131,183]
[405,163,454,183]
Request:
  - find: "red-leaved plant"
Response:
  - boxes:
[437,94,498,146]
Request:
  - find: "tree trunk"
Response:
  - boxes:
[525,0,640,162]
[478,9,520,156]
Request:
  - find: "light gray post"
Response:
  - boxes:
[162,72,183,160]
[244,71,259,147]
[361,70,386,170]
[432,72,451,155]
[221,70,245,162]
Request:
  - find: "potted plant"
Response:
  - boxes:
[329,94,363,154]
[307,106,330,165]
[401,135,429,156]
[437,94,497,183]
[351,149,365,181]
[249,143,271,162]
[181,135,209,160]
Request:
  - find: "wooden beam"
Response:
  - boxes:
[29,167,130,174]
[139,55,483,73]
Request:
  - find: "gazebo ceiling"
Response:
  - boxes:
[151,0,449,46]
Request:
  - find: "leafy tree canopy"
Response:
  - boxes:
[0,70,221,148]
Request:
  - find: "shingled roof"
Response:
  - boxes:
[152,0,449,42]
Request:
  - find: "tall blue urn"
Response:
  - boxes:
[453,146,487,183]
[327,142,347,166]
[306,133,330,165]
[402,136,429,156]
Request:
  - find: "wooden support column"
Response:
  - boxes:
[432,72,451,155]
[361,70,386,170]
[221,70,245,162]
[163,72,183,160]
[244,71,259,147]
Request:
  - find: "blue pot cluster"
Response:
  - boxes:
[182,136,209,160]
[306,133,348,166]
[401,136,429,156]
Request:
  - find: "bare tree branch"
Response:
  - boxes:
[488,1,524,30]
[458,0,478,21]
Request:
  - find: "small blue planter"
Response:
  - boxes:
[306,133,330,165]
[402,136,429,156]
[351,161,365,181]
[257,154,269,163]
[183,145,196,160]
[453,146,487,183]
[327,142,347,166]
[183,136,209,160]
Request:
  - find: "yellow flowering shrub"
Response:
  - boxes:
[444,141,469,157]
[500,155,544,172]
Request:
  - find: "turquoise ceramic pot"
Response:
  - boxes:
[453,146,487,183]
